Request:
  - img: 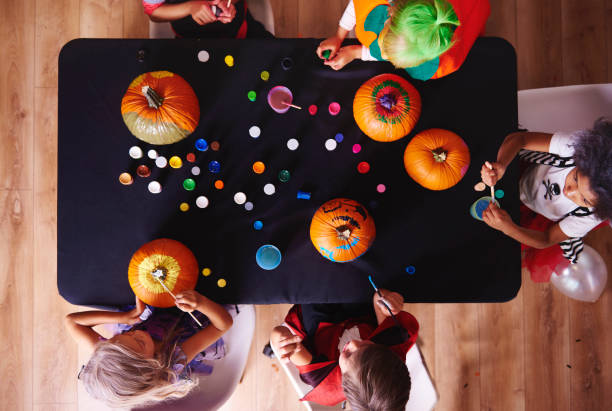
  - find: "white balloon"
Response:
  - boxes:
[550,244,608,302]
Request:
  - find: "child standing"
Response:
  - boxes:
[143,0,273,38]
[480,119,612,278]
[317,0,490,80]
[270,289,419,409]
[65,290,233,408]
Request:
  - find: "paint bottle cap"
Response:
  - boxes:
[263,183,276,195]
[183,178,196,191]
[198,50,210,62]
[136,165,151,177]
[196,196,209,208]
[148,181,162,193]
[287,138,299,150]
[325,139,337,151]
[234,192,247,205]
[129,146,143,159]
[195,139,208,151]
[208,160,221,173]
[278,169,290,182]
[252,161,265,174]
[249,126,261,138]
[119,172,133,185]
[169,156,182,168]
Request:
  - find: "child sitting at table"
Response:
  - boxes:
[270,289,419,409]
[65,290,233,408]
[316,0,490,80]
[143,0,273,38]
[480,118,612,278]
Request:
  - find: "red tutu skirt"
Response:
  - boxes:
[520,205,607,282]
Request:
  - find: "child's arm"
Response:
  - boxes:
[372,289,404,326]
[316,27,351,60]
[481,131,553,187]
[64,296,146,351]
[175,290,233,364]
[482,203,569,248]
[270,325,313,366]
[149,0,217,25]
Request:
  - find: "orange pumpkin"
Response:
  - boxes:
[404,128,470,191]
[128,238,199,307]
[310,198,376,263]
[353,73,421,142]
[121,71,200,145]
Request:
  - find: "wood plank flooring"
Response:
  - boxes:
[1,1,611,410]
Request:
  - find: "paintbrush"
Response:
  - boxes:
[485,161,497,204]
[368,275,401,326]
[151,270,203,328]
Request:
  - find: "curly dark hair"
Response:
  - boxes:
[342,344,411,411]
[572,118,612,220]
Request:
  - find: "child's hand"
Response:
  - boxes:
[175,290,202,312]
[189,1,217,25]
[323,45,361,70]
[481,161,505,187]
[214,0,236,23]
[316,36,343,60]
[482,202,513,232]
[276,335,305,363]
[122,296,146,325]
[374,289,404,316]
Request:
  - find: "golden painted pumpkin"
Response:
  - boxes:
[404,128,470,191]
[128,238,199,307]
[310,198,376,263]
[353,73,421,142]
[121,71,200,145]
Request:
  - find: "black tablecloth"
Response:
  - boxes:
[58,38,520,306]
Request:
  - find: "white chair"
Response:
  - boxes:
[271,342,438,411]
[134,304,256,411]
[517,83,612,133]
[149,0,275,39]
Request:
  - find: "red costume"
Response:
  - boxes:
[283,305,419,406]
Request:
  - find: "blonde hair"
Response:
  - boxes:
[80,339,197,408]
[383,0,460,68]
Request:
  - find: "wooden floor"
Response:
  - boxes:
[1,1,611,410]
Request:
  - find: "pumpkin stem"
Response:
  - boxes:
[336,225,352,241]
[378,93,396,111]
[432,148,448,163]
[142,85,164,109]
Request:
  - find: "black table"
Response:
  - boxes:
[58,38,520,306]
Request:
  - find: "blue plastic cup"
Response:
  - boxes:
[256,245,282,270]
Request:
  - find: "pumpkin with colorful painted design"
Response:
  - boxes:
[310,198,376,263]
[353,73,421,142]
[121,71,200,145]
[404,128,470,191]
[128,238,199,307]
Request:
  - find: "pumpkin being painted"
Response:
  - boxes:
[353,73,421,142]
[310,198,376,263]
[404,128,470,191]
[121,71,200,145]
[128,238,199,307]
